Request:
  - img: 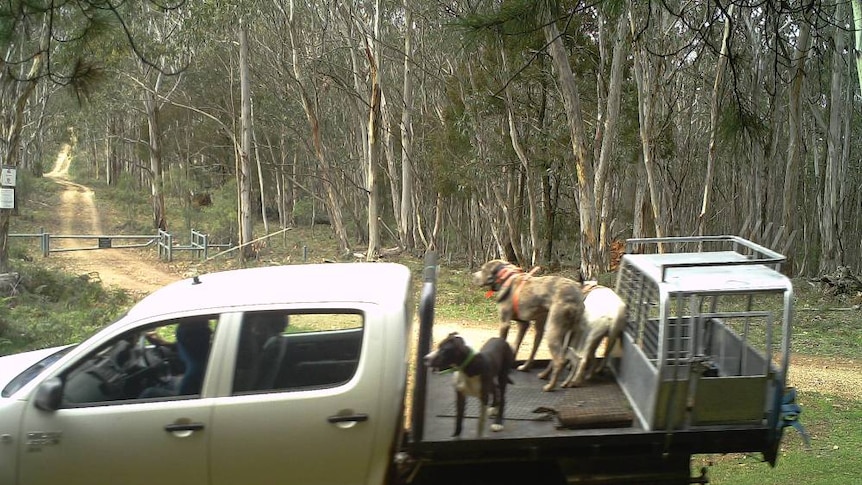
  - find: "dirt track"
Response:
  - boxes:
[44,144,181,296]
[42,145,860,402]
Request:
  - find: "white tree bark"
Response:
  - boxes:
[782,6,813,238]
[852,0,862,96]
[364,0,382,261]
[399,4,415,251]
[239,21,255,259]
[629,3,666,248]
[542,3,599,277]
[819,5,849,273]
[698,4,735,240]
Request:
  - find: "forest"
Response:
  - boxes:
[2,0,861,278]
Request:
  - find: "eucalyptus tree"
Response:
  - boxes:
[853,0,862,95]
[782,3,814,249]
[816,1,854,273]
[282,0,352,255]
[239,19,255,259]
[397,0,417,253]
[452,1,630,276]
[698,4,735,239]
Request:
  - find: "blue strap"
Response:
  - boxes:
[780,387,811,448]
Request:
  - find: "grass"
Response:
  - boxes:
[694,392,862,484]
[0,260,132,355]
[4,169,862,483]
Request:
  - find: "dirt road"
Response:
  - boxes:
[44,145,181,296]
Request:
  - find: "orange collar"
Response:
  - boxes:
[488,264,541,320]
[581,281,602,295]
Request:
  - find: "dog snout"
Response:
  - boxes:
[471,270,485,286]
[423,350,438,368]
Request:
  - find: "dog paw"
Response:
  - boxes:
[517,363,531,372]
[488,406,499,417]
[490,424,504,432]
[542,383,556,392]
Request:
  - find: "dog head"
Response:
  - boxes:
[423,332,472,372]
[472,260,520,290]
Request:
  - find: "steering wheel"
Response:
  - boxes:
[141,341,175,384]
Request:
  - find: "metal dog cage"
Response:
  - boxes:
[611,236,792,437]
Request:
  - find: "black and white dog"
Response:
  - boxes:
[424,332,514,437]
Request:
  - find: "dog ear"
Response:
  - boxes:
[491,261,507,277]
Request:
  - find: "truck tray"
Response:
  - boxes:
[419,360,639,442]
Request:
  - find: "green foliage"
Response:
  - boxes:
[199,178,238,244]
[789,279,862,358]
[719,102,768,145]
[104,174,152,232]
[0,262,131,355]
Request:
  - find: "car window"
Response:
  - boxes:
[1,346,76,397]
[232,311,363,395]
[60,316,217,406]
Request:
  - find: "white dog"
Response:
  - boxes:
[563,280,627,387]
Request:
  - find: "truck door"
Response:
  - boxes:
[209,310,379,485]
[18,317,218,485]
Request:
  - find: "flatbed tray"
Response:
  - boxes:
[418,360,639,442]
[408,359,775,462]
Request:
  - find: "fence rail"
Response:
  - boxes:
[11,229,230,261]
[157,229,232,262]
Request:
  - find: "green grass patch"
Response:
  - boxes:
[0,261,131,355]
[695,391,862,484]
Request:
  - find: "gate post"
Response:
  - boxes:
[158,229,173,262]
[40,228,49,257]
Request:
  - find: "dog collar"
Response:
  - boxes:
[581,281,601,295]
[438,348,476,374]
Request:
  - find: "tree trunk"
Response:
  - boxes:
[365,0,382,261]
[542,3,599,278]
[144,84,167,231]
[500,44,539,266]
[852,0,862,97]
[288,0,351,255]
[399,4,415,252]
[782,8,812,241]
[252,102,269,235]
[594,12,628,264]
[629,3,666,250]
[819,8,848,273]
[699,5,734,241]
[238,22,255,260]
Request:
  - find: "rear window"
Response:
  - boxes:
[232,311,363,394]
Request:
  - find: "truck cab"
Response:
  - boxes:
[0,263,413,485]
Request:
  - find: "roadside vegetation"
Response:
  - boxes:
[2,170,861,484]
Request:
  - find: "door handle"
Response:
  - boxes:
[164,422,205,433]
[327,413,368,424]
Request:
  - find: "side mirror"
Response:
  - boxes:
[34,377,64,412]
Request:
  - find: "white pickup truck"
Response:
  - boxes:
[0,236,797,484]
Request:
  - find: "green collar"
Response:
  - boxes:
[439,348,476,374]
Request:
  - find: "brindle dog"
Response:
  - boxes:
[472,260,586,391]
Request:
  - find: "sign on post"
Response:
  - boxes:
[0,166,16,209]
